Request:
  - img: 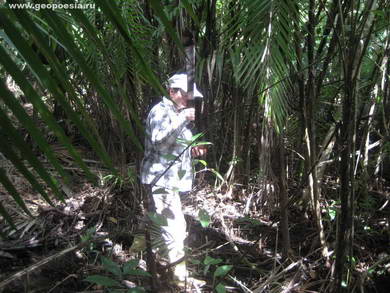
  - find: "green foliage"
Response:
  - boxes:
[202,255,222,276]
[236,216,264,227]
[147,212,168,227]
[152,187,169,195]
[178,169,187,180]
[123,259,150,277]
[204,255,223,266]
[210,168,225,183]
[84,275,122,287]
[0,0,165,226]
[215,283,227,293]
[198,208,211,228]
[198,255,232,292]
[84,255,148,292]
[162,154,178,161]
[177,132,209,147]
[100,167,137,189]
[213,264,232,292]
[325,200,339,221]
[0,1,389,291]
[81,226,97,243]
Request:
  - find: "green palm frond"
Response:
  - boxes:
[0,167,32,219]
[96,0,165,95]
[223,0,300,130]
[0,0,165,228]
[1,10,104,181]
[208,0,301,184]
[0,105,60,205]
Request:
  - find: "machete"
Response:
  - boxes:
[183,30,202,132]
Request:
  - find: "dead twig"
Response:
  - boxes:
[47,274,78,293]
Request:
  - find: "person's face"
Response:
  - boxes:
[170,88,189,108]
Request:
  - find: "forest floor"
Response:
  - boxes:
[0,151,389,293]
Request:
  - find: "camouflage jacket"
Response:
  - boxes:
[141,97,193,192]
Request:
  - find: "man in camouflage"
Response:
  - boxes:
[141,73,205,283]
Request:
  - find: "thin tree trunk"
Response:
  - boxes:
[272,133,290,259]
[305,0,328,259]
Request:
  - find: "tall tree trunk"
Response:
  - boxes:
[334,1,377,291]
[305,0,328,258]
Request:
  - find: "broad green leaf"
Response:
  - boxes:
[328,207,337,221]
[215,283,227,293]
[123,259,139,274]
[152,188,169,194]
[178,169,186,180]
[162,154,177,161]
[176,138,192,146]
[214,265,233,278]
[148,212,168,227]
[84,275,121,287]
[198,209,211,228]
[189,259,201,265]
[191,133,205,142]
[203,255,222,266]
[177,133,206,146]
[101,256,122,278]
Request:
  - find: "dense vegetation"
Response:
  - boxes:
[0,0,389,292]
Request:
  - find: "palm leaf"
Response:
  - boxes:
[0,45,72,185]
[0,10,101,183]
[65,3,145,134]
[0,0,170,229]
[96,0,166,96]
[39,8,144,151]
[13,8,121,171]
[0,200,16,231]
[0,83,71,201]
[0,167,32,218]
[232,0,299,129]
[0,107,59,205]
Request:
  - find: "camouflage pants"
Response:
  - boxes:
[149,186,187,265]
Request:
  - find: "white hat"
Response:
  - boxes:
[168,73,203,98]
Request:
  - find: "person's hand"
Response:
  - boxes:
[181,108,195,121]
[192,145,207,157]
